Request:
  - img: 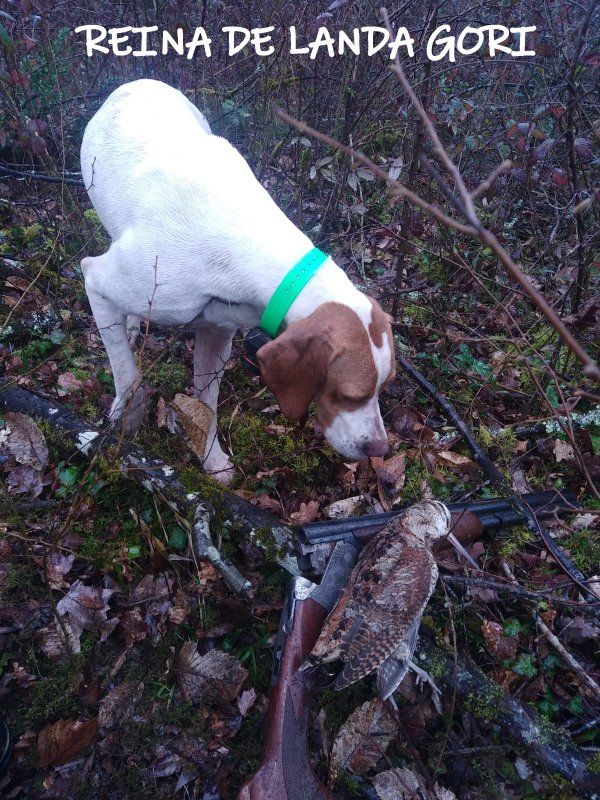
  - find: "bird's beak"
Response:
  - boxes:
[447,532,479,569]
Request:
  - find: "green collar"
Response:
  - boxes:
[259,247,328,338]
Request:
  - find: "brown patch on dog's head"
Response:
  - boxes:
[256,302,377,423]
[368,297,395,383]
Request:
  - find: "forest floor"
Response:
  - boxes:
[0,164,599,800]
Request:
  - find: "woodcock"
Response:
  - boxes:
[303,500,475,702]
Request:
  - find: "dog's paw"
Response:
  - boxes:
[109,388,146,435]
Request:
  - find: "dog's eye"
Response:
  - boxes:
[338,392,368,404]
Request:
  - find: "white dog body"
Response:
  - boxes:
[81,80,393,482]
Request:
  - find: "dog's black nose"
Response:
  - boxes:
[363,438,389,457]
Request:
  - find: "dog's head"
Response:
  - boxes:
[257,299,394,460]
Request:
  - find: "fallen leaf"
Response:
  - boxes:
[37,551,75,590]
[156,396,178,433]
[571,513,598,531]
[553,439,574,463]
[176,642,248,705]
[0,412,48,467]
[170,394,213,458]
[255,494,282,514]
[120,608,149,648]
[98,681,144,729]
[373,768,457,800]
[237,688,257,716]
[481,619,518,662]
[437,450,473,467]
[36,718,98,769]
[56,580,118,652]
[330,699,396,777]
[290,500,320,524]
[374,452,406,509]
[35,620,77,659]
[559,616,599,644]
[5,463,47,496]
[56,371,85,396]
[323,496,364,519]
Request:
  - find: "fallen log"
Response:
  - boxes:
[417,631,600,798]
[0,384,299,579]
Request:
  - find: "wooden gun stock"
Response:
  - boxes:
[238,591,332,800]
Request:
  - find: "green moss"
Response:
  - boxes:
[534,713,570,751]
[38,421,75,461]
[22,658,81,729]
[402,304,433,324]
[146,360,189,398]
[588,751,600,773]
[228,412,321,488]
[424,650,448,682]
[464,684,505,723]
[479,424,518,459]
[562,530,600,573]
[22,223,43,243]
[179,465,226,506]
[80,399,100,419]
[251,525,289,563]
[498,525,536,557]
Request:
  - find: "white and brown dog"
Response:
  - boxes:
[81,79,394,483]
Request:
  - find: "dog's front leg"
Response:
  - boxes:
[194,323,234,484]
[82,256,146,435]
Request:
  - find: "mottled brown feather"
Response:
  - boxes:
[305,516,439,689]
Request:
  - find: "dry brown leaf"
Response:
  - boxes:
[374,452,406,509]
[176,642,248,705]
[55,580,118,652]
[5,464,48,496]
[170,394,213,458]
[0,412,48,467]
[56,371,85,396]
[481,619,518,662]
[37,551,75,590]
[255,494,282,514]
[99,681,144,729]
[290,500,320,524]
[330,699,396,777]
[553,438,575,463]
[437,450,473,467]
[120,608,149,648]
[35,620,77,659]
[323,496,364,519]
[36,718,98,769]
[373,768,457,800]
[237,687,257,716]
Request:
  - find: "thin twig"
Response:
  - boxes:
[537,614,600,700]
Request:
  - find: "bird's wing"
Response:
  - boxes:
[376,617,420,700]
[334,540,437,690]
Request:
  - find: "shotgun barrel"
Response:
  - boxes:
[296,490,576,575]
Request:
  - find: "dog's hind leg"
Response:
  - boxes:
[82,255,146,435]
[194,322,234,484]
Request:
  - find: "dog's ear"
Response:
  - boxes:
[257,318,332,420]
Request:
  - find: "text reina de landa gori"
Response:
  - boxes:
[74,24,537,62]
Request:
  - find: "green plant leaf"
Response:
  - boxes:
[168,525,188,551]
[513,653,537,677]
[0,23,13,54]
[503,618,523,637]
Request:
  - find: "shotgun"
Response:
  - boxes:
[238,490,575,800]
